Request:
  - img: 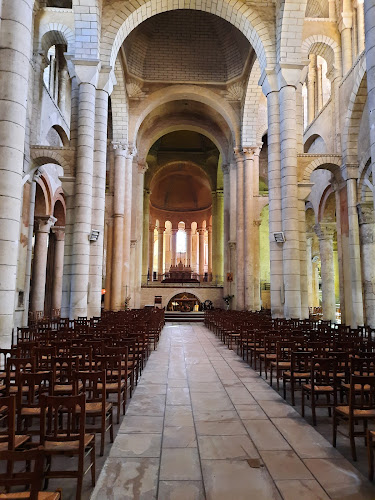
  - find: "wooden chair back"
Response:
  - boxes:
[0,395,16,450]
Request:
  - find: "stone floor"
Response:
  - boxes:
[86,322,375,500]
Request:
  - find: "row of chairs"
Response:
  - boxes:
[205,309,375,479]
[0,308,165,499]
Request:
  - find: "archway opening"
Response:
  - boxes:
[167,292,202,312]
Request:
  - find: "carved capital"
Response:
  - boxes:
[242,147,257,161]
[228,241,236,250]
[253,220,262,227]
[314,222,336,241]
[222,164,230,175]
[357,202,375,225]
[35,216,56,233]
[51,226,65,241]
[138,161,148,174]
[233,147,243,163]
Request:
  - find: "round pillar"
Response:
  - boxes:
[148,224,155,280]
[207,226,212,281]
[51,227,65,313]
[171,228,178,267]
[234,149,245,309]
[358,202,375,327]
[186,227,192,267]
[157,226,164,280]
[30,216,56,314]
[198,228,205,281]
[315,223,336,322]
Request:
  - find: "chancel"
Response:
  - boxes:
[1,0,375,498]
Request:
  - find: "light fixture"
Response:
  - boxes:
[274,232,285,243]
[89,229,100,242]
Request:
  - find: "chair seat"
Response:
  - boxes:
[0,435,30,450]
[98,382,125,392]
[271,361,291,368]
[54,382,83,394]
[20,407,43,416]
[75,402,112,414]
[341,382,371,391]
[335,406,375,418]
[303,384,334,392]
[45,433,94,453]
[0,492,60,499]
[284,371,310,378]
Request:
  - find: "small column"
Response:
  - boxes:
[243,148,255,310]
[198,227,205,281]
[171,228,178,267]
[347,174,364,326]
[207,226,212,281]
[234,149,245,309]
[104,219,113,311]
[157,226,164,280]
[329,0,336,19]
[315,223,336,322]
[122,146,135,304]
[317,63,323,111]
[186,227,192,267]
[110,143,126,311]
[223,164,231,295]
[192,228,198,273]
[306,235,314,310]
[356,0,365,53]
[30,216,56,314]
[60,177,75,318]
[57,63,69,114]
[216,189,224,284]
[253,220,262,311]
[148,224,155,280]
[51,227,65,313]
[307,55,316,124]
[365,0,375,209]
[340,14,353,75]
[142,189,151,284]
[358,202,375,327]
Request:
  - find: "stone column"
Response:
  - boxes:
[261,71,283,317]
[243,148,255,310]
[110,143,126,311]
[365,0,375,209]
[298,185,312,319]
[69,61,100,318]
[317,63,323,111]
[223,164,231,295]
[88,71,113,318]
[207,226,212,280]
[315,223,336,322]
[148,224,155,280]
[186,227,192,267]
[104,219,113,310]
[198,227,205,281]
[347,174,364,326]
[122,147,135,304]
[307,55,316,124]
[234,149,245,309]
[192,229,198,273]
[171,228,178,267]
[340,14,353,75]
[133,163,147,308]
[279,69,303,319]
[142,189,151,284]
[60,177,75,318]
[157,226,164,280]
[306,235,314,310]
[216,189,224,284]
[57,66,69,114]
[30,216,56,314]
[0,0,34,343]
[356,0,365,53]
[358,202,375,327]
[51,227,65,313]
[253,220,262,310]
[329,0,336,19]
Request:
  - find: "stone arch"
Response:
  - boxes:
[301,35,342,77]
[318,185,336,222]
[52,194,66,226]
[131,85,241,147]
[358,153,373,203]
[164,290,205,307]
[49,125,70,147]
[342,58,367,163]
[303,156,342,182]
[39,24,75,55]
[35,174,54,216]
[30,149,72,176]
[304,133,327,153]
[100,0,274,72]
[242,58,263,147]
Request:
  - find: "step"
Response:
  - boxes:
[165,312,205,322]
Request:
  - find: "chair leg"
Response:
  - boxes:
[333,412,337,448]
[349,418,357,461]
[291,378,295,406]
[91,441,96,487]
[110,410,114,443]
[311,395,316,426]
[301,388,305,418]
[368,431,374,481]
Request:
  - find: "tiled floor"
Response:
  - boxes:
[90,323,375,500]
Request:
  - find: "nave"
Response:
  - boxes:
[91,323,375,500]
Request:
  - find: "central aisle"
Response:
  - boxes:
[91,323,375,500]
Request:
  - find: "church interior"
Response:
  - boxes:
[1,0,375,498]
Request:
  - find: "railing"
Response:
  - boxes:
[141,274,224,287]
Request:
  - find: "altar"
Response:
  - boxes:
[162,261,199,283]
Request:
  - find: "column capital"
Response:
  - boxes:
[228,241,236,250]
[144,188,151,197]
[314,222,336,240]
[51,226,65,241]
[65,56,101,86]
[185,227,192,234]
[158,226,165,234]
[216,188,224,199]
[59,176,76,197]
[221,164,230,175]
[242,146,258,160]
[130,239,137,248]
[149,223,155,231]
[35,216,57,233]
[32,51,49,71]
[171,228,178,235]
[138,161,148,174]
[253,220,262,227]
[197,228,206,235]
[207,225,212,233]
[341,163,359,181]
[233,147,244,162]
[112,141,128,155]
[357,202,375,225]
[97,65,116,95]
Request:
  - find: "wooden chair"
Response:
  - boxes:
[16,372,53,434]
[75,370,113,456]
[32,346,57,372]
[52,357,80,395]
[367,429,375,480]
[333,375,375,461]
[95,355,126,424]
[0,447,61,500]
[6,358,35,396]
[270,340,294,390]
[302,357,338,426]
[40,393,95,500]
[283,351,312,406]
[0,395,30,451]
